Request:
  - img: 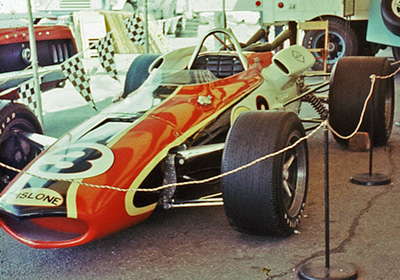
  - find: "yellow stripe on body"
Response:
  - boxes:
[65,76,262,217]
[66,182,80,218]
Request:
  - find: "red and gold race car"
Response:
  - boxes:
[0,28,394,248]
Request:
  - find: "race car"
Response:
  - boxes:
[0,25,77,190]
[0,28,394,248]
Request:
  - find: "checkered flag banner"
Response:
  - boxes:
[17,78,40,118]
[97,32,119,81]
[124,13,145,46]
[61,54,97,110]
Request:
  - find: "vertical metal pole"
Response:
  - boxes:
[324,125,330,271]
[369,90,375,176]
[26,0,44,126]
[144,0,149,54]
[222,0,226,29]
[298,123,358,280]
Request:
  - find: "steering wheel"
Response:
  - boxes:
[187,28,248,71]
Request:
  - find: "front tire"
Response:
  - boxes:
[221,112,308,236]
[329,57,394,146]
[0,103,43,191]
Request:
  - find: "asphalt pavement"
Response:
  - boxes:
[1,39,400,279]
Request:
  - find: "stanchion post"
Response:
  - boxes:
[324,125,330,270]
[297,124,358,280]
[350,76,391,186]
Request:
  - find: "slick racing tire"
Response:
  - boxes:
[329,57,394,146]
[221,111,308,236]
[381,0,400,36]
[303,18,358,71]
[0,103,43,191]
[122,54,160,98]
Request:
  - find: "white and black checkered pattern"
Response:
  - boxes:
[61,55,97,110]
[124,13,145,46]
[17,78,40,117]
[97,32,119,81]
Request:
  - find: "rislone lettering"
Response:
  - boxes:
[16,192,61,206]
[12,189,64,207]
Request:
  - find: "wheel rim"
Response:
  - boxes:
[0,117,39,186]
[312,31,346,65]
[392,0,400,18]
[281,131,307,219]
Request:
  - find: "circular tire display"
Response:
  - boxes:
[0,103,43,191]
[122,54,160,99]
[221,111,308,236]
[381,0,400,36]
[303,18,358,71]
[329,57,395,146]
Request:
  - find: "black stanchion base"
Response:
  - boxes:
[350,173,391,186]
[298,261,358,280]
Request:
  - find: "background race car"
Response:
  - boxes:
[0,25,77,190]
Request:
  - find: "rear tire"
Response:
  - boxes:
[221,111,308,236]
[329,57,394,146]
[0,103,43,191]
[122,54,160,98]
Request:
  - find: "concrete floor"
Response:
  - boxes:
[1,37,400,279]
